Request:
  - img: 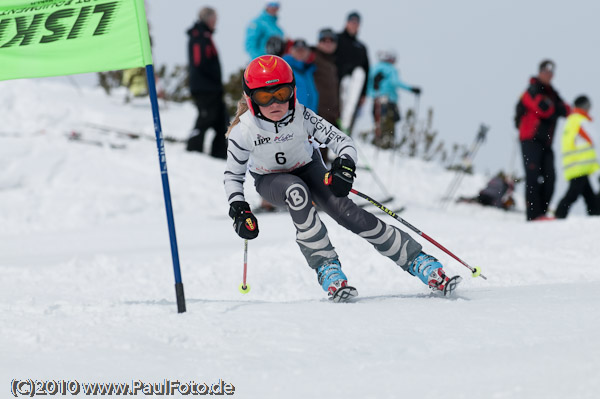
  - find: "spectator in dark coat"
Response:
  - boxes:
[312,28,340,163]
[313,28,340,126]
[515,60,570,220]
[335,11,369,134]
[186,7,228,159]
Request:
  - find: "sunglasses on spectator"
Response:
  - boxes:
[251,84,294,107]
[320,37,336,43]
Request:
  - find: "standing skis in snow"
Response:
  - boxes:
[224,56,459,302]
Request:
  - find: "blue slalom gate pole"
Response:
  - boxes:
[145,64,186,313]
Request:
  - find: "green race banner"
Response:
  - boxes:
[0,0,153,81]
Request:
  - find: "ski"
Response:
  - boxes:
[66,131,126,149]
[331,286,358,303]
[86,123,184,143]
[340,67,366,135]
[440,124,489,209]
[442,276,462,296]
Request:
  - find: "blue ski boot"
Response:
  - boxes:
[408,252,462,295]
[316,259,358,302]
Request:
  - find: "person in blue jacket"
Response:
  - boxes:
[245,2,284,60]
[283,39,318,112]
[368,50,421,148]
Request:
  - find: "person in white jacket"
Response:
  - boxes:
[223,56,456,301]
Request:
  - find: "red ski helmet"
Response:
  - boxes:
[242,55,296,116]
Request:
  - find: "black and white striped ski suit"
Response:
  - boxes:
[224,104,422,270]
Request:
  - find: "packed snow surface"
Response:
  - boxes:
[2,80,599,398]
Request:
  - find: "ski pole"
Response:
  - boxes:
[354,142,395,202]
[239,239,251,293]
[349,188,487,280]
[413,93,421,123]
[440,124,488,209]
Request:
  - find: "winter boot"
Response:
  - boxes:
[316,259,358,302]
[408,252,461,295]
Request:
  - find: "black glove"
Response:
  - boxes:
[539,97,553,112]
[229,201,259,240]
[325,157,356,197]
[411,87,421,95]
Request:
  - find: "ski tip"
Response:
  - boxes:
[331,286,358,303]
[443,276,462,296]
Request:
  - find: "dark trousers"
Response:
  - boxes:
[252,154,422,270]
[521,140,555,220]
[555,176,600,218]
[372,98,400,149]
[187,92,228,159]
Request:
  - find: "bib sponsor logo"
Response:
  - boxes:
[254,134,271,146]
[274,133,293,143]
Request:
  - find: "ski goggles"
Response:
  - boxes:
[251,84,294,107]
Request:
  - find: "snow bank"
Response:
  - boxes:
[2,79,599,399]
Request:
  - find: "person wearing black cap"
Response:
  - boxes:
[313,28,340,163]
[515,59,570,221]
[335,11,369,135]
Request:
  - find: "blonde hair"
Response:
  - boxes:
[226,97,250,137]
[198,7,216,24]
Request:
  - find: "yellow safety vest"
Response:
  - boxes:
[122,68,148,97]
[561,112,600,180]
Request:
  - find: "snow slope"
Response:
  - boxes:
[2,79,600,398]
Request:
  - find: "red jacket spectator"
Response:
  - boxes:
[516,76,570,146]
[187,18,222,95]
[515,60,570,221]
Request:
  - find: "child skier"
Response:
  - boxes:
[224,55,458,302]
